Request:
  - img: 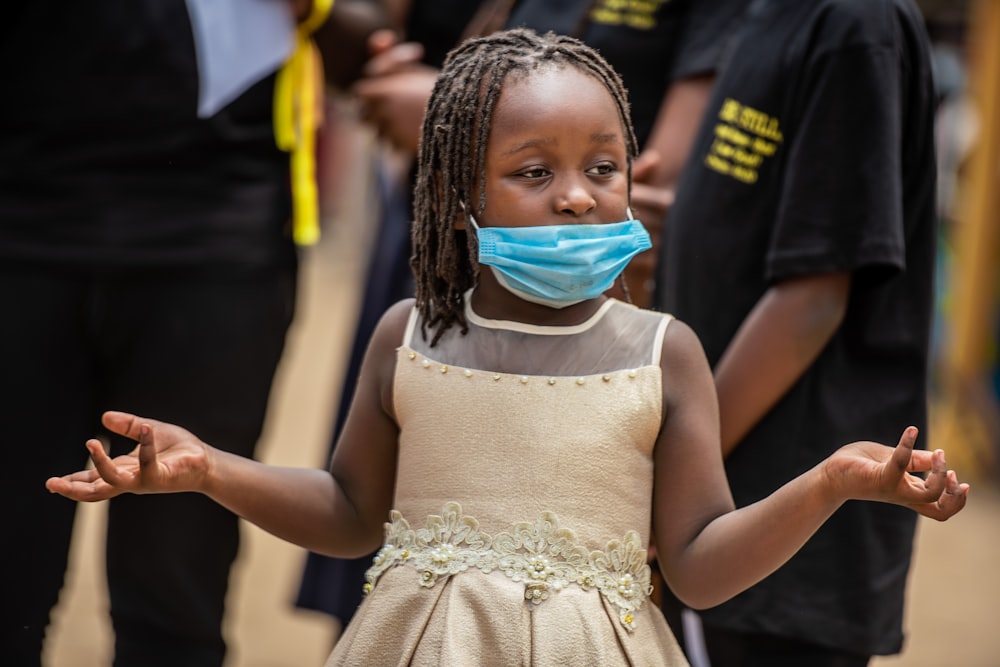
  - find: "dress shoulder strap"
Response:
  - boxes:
[401,305,420,348]
[650,314,674,367]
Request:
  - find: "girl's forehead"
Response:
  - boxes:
[488,66,626,145]
[500,64,608,104]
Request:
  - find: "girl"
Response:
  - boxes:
[47,29,968,666]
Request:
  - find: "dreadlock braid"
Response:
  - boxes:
[411,28,638,345]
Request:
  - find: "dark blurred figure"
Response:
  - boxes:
[0,1,330,665]
[656,0,940,665]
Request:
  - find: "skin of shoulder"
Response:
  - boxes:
[366,297,416,420]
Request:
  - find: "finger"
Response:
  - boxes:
[87,437,136,489]
[898,448,946,505]
[630,182,675,214]
[913,470,969,521]
[886,426,919,477]
[45,444,123,501]
[903,447,936,474]
[933,470,970,519]
[352,79,389,113]
[47,467,103,486]
[137,423,158,481]
[366,28,399,57]
[85,437,114,468]
[46,475,122,502]
[908,449,952,521]
[45,470,98,494]
[364,41,424,77]
[101,410,145,440]
[920,449,949,497]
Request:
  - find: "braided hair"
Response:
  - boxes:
[411,28,638,345]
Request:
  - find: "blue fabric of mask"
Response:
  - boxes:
[470,217,652,309]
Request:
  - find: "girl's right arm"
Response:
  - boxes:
[45,299,415,559]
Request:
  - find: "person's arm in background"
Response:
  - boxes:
[626,74,717,307]
[351,32,437,155]
[714,272,851,457]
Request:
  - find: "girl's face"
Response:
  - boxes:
[476,66,630,229]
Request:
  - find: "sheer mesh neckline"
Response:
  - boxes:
[401,293,672,378]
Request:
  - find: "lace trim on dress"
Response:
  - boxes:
[363,502,652,631]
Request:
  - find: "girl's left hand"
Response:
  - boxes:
[824,426,969,521]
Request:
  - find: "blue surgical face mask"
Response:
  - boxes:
[468,212,651,308]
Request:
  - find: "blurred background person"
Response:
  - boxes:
[1,1,331,665]
[655,0,945,664]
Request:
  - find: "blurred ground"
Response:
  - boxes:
[43,105,1000,667]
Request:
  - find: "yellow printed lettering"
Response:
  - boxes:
[711,139,735,159]
[625,13,655,29]
[708,98,781,184]
[719,99,741,123]
[705,154,732,175]
[751,137,776,156]
[732,149,763,168]
[590,0,665,30]
[715,123,750,146]
[591,9,623,24]
[731,166,758,183]
[736,107,782,141]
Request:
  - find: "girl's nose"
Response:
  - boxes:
[557,181,597,218]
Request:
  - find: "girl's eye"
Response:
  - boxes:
[517,167,550,179]
[587,162,617,176]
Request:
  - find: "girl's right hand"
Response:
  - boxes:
[46,411,212,502]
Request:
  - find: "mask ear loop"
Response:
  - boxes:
[456,194,481,232]
[617,206,638,304]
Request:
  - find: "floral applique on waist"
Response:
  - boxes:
[364,502,652,631]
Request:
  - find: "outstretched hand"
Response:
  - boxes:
[825,426,969,521]
[45,411,212,502]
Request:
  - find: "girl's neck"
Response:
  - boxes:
[469,272,610,327]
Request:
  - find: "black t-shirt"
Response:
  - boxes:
[0,0,295,272]
[658,0,936,655]
[668,0,749,80]
[406,0,707,148]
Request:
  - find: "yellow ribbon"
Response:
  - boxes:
[274,0,334,246]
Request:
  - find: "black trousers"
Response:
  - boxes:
[3,265,296,667]
[699,624,871,667]
[661,592,870,667]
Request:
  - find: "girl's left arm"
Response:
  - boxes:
[650,320,969,610]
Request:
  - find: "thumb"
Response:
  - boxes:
[367,28,399,56]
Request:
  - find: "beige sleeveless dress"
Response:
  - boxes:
[326,294,690,666]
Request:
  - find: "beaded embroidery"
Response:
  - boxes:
[405,347,640,387]
[363,502,652,631]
